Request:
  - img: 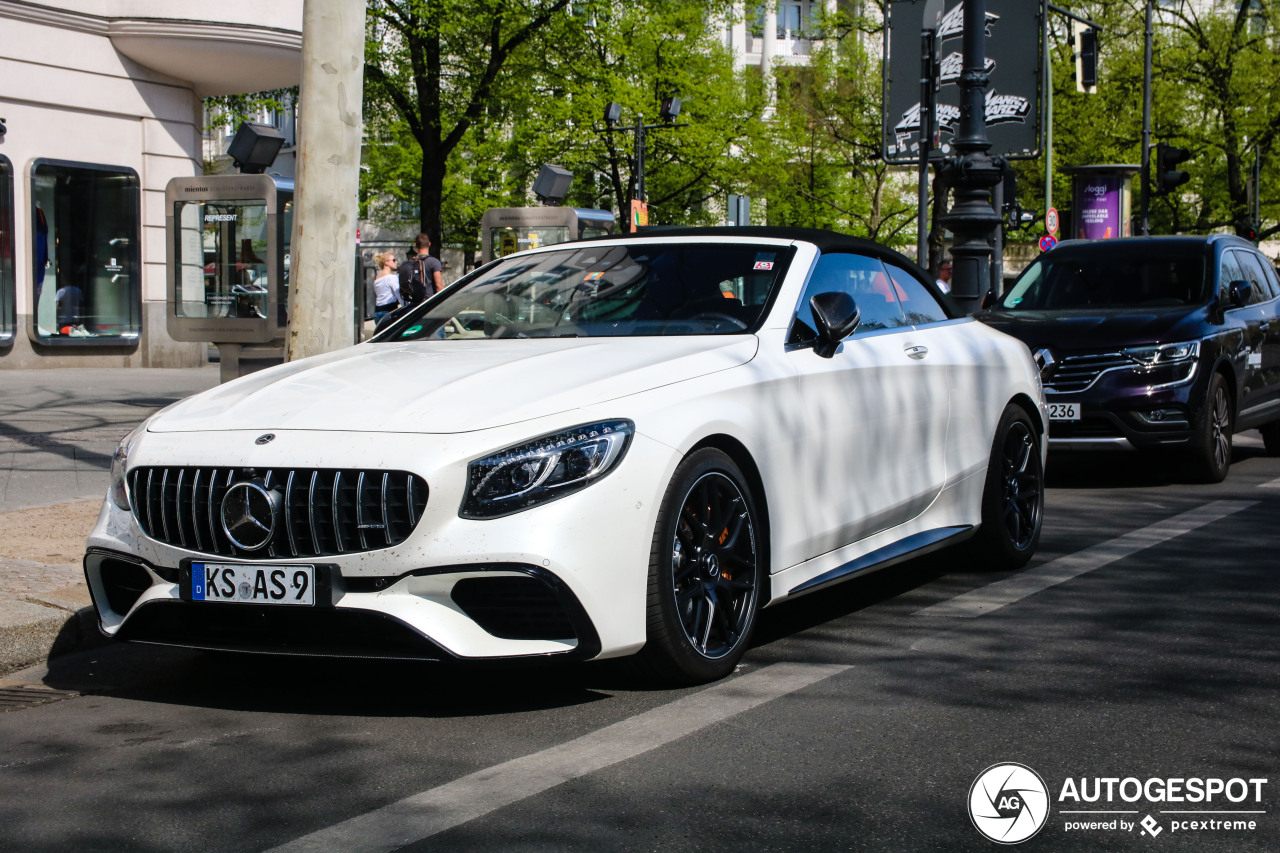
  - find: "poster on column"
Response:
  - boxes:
[883,0,1045,164]
[1074,176,1123,240]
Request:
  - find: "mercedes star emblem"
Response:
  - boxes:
[220,481,280,551]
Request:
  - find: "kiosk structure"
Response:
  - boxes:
[165,174,293,382]
[480,207,615,262]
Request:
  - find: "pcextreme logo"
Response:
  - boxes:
[968,763,1269,844]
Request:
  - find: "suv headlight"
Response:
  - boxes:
[109,421,147,511]
[462,420,634,519]
[1124,340,1199,367]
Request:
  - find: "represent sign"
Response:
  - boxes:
[883,0,1045,164]
[1039,234,1058,252]
[1045,207,1059,235]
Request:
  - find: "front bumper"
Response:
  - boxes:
[1045,359,1204,451]
[84,425,680,661]
[86,550,600,661]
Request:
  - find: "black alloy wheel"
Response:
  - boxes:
[1187,372,1232,483]
[998,417,1044,552]
[636,449,762,684]
[965,404,1044,570]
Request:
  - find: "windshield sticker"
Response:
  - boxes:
[583,271,604,281]
[753,261,774,271]
[401,325,423,336]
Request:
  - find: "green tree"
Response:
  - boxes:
[513,0,770,227]
[1041,0,1280,242]
[756,2,916,247]
[363,0,573,253]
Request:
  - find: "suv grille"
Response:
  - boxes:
[129,467,428,559]
[1045,352,1132,392]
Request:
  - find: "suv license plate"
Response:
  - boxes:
[192,563,315,606]
[1048,403,1081,421]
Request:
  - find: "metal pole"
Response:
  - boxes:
[1044,14,1053,216]
[939,0,1003,314]
[992,174,1004,304]
[1254,144,1262,230]
[288,0,367,361]
[636,114,646,203]
[917,28,935,267]
[1139,0,1152,235]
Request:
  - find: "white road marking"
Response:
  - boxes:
[266,662,850,853]
[1259,476,1280,489]
[913,500,1257,620]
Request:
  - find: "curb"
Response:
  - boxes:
[0,601,106,678]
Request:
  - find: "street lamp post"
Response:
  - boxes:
[939,0,1004,313]
[1139,0,1153,235]
[604,99,688,229]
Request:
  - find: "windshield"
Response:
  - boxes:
[998,244,1209,311]
[380,242,794,341]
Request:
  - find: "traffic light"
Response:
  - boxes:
[1155,142,1191,194]
[1074,23,1098,93]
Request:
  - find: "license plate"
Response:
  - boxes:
[191,563,315,606]
[1048,402,1081,421]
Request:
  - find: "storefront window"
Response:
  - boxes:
[0,156,13,345]
[30,161,140,344]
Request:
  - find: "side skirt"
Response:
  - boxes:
[785,525,974,598]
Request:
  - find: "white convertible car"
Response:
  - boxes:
[86,228,1046,683]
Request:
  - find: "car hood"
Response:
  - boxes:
[150,337,759,434]
[976,307,1209,352]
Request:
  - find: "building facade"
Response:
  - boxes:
[0,0,302,369]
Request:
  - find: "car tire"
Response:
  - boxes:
[1260,421,1280,456]
[634,448,763,685]
[1185,372,1232,483]
[964,404,1044,571]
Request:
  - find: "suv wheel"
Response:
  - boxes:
[1186,372,1232,483]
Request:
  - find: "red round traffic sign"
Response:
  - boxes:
[1039,234,1058,252]
[1045,207,1060,234]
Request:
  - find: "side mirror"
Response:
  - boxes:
[809,291,860,358]
[1228,279,1253,308]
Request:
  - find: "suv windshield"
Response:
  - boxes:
[380,242,794,341]
[999,243,1209,311]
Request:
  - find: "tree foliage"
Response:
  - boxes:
[363,0,573,255]
[1038,0,1280,242]
[756,2,916,248]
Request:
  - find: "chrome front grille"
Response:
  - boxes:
[129,466,428,558]
[1045,352,1132,392]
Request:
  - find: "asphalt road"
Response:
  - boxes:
[1,439,1277,853]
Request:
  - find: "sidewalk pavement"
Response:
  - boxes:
[0,367,220,676]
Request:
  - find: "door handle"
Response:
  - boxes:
[905,344,929,360]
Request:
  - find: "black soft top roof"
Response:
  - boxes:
[611,226,923,271]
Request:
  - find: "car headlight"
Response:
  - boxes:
[462,420,634,519]
[109,421,147,511]
[1124,340,1199,367]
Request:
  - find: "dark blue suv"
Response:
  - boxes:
[977,235,1280,482]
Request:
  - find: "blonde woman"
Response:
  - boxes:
[372,251,401,324]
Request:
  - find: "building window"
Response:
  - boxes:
[30,161,140,345]
[0,155,14,346]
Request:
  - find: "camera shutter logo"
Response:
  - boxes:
[969,763,1050,844]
